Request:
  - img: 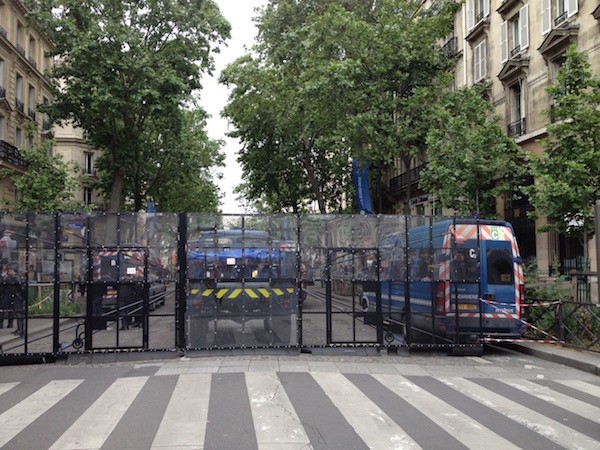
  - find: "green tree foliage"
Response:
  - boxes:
[1,138,84,212]
[420,84,525,217]
[106,108,225,212]
[526,46,600,244]
[222,0,458,213]
[25,0,230,212]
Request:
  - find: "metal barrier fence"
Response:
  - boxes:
[0,212,544,360]
[524,298,600,352]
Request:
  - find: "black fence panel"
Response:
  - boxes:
[0,212,539,360]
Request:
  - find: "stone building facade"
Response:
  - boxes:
[381,0,600,276]
[0,0,101,210]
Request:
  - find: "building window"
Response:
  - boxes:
[15,74,23,112]
[508,81,526,137]
[467,0,490,31]
[0,58,4,97]
[28,85,36,119]
[473,40,487,83]
[501,5,529,62]
[542,0,578,34]
[0,2,6,37]
[84,152,93,174]
[28,36,37,68]
[84,188,93,205]
[16,127,23,148]
[15,21,25,56]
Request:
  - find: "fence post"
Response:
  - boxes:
[595,200,600,303]
[176,212,187,351]
[555,301,565,343]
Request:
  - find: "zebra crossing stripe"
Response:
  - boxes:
[311,372,420,449]
[0,379,83,448]
[0,382,18,396]
[555,379,600,399]
[501,378,600,425]
[49,376,148,450]
[246,372,309,448]
[152,374,211,448]
[439,377,599,449]
[373,374,520,450]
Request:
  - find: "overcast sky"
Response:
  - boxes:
[199,0,268,214]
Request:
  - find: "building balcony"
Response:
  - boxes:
[28,56,37,69]
[0,26,7,39]
[0,139,28,169]
[508,118,526,137]
[389,164,424,193]
[28,108,36,121]
[0,86,5,99]
[510,45,521,58]
[16,44,25,57]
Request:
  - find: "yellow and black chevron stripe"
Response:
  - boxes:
[189,287,296,300]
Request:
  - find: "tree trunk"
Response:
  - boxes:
[302,138,326,213]
[108,168,125,212]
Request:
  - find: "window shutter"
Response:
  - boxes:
[541,0,551,35]
[483,0,490,18]
[467,0,474,31]
[481,40,487,79]
[520,5,529,50]
[568,0,578,18]
[473,43,480,82]
[501,21,508,63]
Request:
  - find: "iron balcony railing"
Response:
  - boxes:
[28,56,37,69]
[0,139,28,168]
[0,26,7,38]
[15,98,24,113]
[510,45,521,58]
[475,11,485,24]
[0,85,5,99]
[442,37,457,58]
[389,164,425,193]
[508,118,526,137]
[555,11,568,26]
[16,44,25,57]
[28,108,36,121]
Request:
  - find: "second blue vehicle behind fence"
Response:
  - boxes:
[361,218,526,344]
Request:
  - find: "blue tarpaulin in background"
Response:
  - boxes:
[352,159,374,214]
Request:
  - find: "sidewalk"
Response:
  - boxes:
[505,341,600,376]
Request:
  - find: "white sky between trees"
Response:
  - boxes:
[200,0,268,214]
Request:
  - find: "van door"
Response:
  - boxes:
[482,240,517,315]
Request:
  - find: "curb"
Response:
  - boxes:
[504,343,600,376]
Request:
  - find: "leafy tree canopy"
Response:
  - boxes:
[222,0,458,213]
[526,46,600,243]
[421,84,526,217]
[25,0,230,212]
